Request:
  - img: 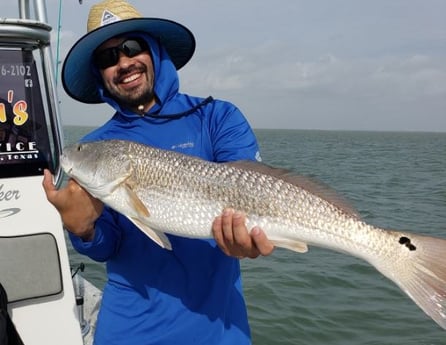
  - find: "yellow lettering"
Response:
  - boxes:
[0,103,6,123]
[12,100,28,126]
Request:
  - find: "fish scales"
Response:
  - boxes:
[131,141,350,232]
[132,142,359,251]
[60,139,446,332]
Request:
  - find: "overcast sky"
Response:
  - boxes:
[4,0,446,131]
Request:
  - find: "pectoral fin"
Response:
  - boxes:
[124,183,150,217]
[98,165,150,218]
[128,217,172,250]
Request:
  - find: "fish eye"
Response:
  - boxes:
[76,144,82,152]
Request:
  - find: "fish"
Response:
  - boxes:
[60,139,446,331]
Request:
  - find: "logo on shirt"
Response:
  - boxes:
[171,142,194,150]
[255,151,262,162]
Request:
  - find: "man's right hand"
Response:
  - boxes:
[42,169,104,241]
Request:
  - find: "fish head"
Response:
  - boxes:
[61,140,133,199]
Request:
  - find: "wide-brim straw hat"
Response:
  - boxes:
[62,0,195,104]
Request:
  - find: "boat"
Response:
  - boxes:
[0,1,100,344]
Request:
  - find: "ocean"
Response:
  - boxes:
[64,126,446,345]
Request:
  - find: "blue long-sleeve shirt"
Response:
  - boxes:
[70,34,261,345]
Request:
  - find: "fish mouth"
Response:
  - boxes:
[59,155,73,175]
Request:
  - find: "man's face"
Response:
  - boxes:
[95,36,155,113]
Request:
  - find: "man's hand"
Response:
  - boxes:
[42,169,103,241]
[212,208,275,259]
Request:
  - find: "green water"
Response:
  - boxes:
[65,127,446,345]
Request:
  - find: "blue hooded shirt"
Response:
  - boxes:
[69,34,261,345]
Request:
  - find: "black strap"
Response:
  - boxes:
[144,96,214,119]
[0,283,24,345]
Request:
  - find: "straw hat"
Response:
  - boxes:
[62,0,195,104]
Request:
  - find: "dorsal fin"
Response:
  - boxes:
[225,160,360,218]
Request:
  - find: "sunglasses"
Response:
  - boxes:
[93,38,149,69]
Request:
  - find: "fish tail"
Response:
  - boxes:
[382,231,446,330]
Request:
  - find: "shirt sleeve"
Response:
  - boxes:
[207,100,261,163]
[69,206,122,262]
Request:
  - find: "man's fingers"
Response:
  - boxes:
[42,169,56,197]
[251,227,275,256]
[231,211,252,250]
[212,208,275,259]
[221,208,235,246]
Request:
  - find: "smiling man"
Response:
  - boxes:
[42,0,274,344]
[94,37,156,113]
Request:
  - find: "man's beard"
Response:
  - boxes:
[114,86,155,111]
[109,66,155,112]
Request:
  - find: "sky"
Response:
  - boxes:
[3,0,446,131]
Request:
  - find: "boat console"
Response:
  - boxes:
[0,1,84,344]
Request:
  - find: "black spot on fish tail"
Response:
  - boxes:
[399,236,410,245]
[399,236,417,251]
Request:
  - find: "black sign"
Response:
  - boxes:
[0,49,53,178]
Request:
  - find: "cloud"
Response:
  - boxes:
[2,0,446,131]
[180,43,446,132]
[183,43,446,104]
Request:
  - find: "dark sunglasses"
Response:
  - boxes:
[93,38,149,69]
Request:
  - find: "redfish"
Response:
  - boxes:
[61,139,446,331]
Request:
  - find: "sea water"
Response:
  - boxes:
[65,127,446,345]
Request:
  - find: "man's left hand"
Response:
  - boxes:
[212,208,275,259]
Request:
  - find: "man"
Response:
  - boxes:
[43,0,274,344]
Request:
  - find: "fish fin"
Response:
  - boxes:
[271,239,309,253]
[225,160,360,218]
[124,181,150,217]
[379,231,446,330]
[128,217,172,250]
[92,162,150,217]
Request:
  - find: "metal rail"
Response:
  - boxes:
[18,0,48,22]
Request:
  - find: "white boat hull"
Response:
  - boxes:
[1,176,83,344]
